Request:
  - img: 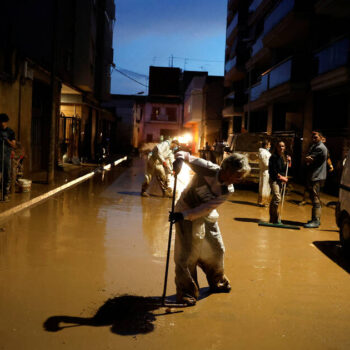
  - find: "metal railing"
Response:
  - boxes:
[249,0,264,12]
[226,12,238,39]
[225,57,237,73]
[252,35,264,56]
[269,58,292,88]
[315,38,350,75]
[263,0,294,37]
[250,58,292,100]
[250,75,268,101]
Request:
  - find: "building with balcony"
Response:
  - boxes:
[224,0,350,187]
[141,67,183,143]
[184,75,224,153]
[0,0,116,182]
[223,0,250,137]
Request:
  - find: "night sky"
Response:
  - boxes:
[111,0,227,95]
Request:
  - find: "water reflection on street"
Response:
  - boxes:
[0,158,350,350]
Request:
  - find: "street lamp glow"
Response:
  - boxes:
[178,133,193,144]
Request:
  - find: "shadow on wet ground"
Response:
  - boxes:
[43,289,211,336]
[313,241,350,274]
[117,191,141,196]
[234,217,260,224]
[280,219,305,227]
[234,217,306,226]
[230,200,259,207]
[44,295,179,335]
[287,199,311,206]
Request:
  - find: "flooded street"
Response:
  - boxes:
[1,158,350,349]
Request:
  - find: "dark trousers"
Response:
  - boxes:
[306,180,324,220]
[0,156,11,197]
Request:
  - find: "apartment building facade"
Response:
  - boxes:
[0,0,115,182]
[141,67,183,143]
[184,74,224,153]
[224,0,350,185]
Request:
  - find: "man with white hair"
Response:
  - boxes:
[169,152,251,306]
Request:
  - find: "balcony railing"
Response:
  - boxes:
[249,58,292,100]
[252,35,264,56]
[249,0,264,12]
[269,58,292,88]
[225,57,237,73]
[250,75,268,101]
[315,38,350,75]
[263,0,294,37]
[226,12,238,39]
[151,114,176,122]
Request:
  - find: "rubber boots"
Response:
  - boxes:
[269,204,280,224]
[304,207,321,228]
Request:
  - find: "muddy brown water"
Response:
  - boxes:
[0,159,349,349]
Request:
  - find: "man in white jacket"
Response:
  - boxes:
[257,140,271,207]
[141,139,179,197]
[169,152,250,306]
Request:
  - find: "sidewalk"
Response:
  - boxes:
[0,157,127,223]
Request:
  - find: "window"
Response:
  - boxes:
[160,129,178,139]
[146,134,153,142]
[151,107,161,121]
[166,107,177,122]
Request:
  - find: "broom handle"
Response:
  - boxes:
[279,161,289,221]
[1,139,4,201]
[161,174,178,306]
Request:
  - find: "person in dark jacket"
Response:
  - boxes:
[0,113,16,201]
[268,141,291,223]
[304,131,327,228]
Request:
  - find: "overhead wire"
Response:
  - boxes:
[112,66,149,88]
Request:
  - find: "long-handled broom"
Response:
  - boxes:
[258,162,300,230]
[160,159,188,308]
[1,139,4,201]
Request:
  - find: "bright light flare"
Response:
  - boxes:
[168,163,193,202]
[178,133,193,144]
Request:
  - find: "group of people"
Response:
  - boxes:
[142,132,330,306]
[258,130,329,228]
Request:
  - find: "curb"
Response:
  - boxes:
[0,156,127,223]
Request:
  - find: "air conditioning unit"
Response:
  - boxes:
[24,61,34,80]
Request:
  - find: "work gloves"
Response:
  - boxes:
[172,158,184,175]
[169,212,184,223]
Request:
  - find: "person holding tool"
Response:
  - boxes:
[0,113,16,202]
[268,141,291,224]
[141,139,179,197]
[303,131,328,228]
[168,151,250,306]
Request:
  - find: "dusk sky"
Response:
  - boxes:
[111,0,227,95]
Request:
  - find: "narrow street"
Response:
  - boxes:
[0,158,349,350]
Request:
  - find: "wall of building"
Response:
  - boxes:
[142,102,182,142]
